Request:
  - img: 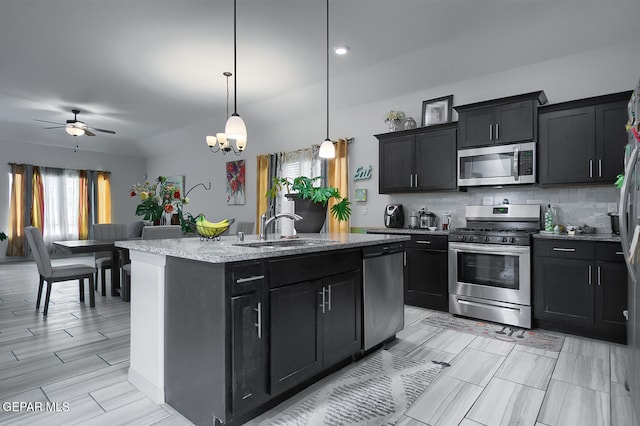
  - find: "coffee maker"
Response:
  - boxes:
[384,204,404,228]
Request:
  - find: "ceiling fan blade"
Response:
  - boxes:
[88,127,116,135]
[44,126,66,129]
[34,119,65,125]
[84,129,96,137]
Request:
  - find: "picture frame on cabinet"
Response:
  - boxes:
[422,95,453,126]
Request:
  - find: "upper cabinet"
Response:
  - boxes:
[455,91,547,149]
[538,91,632,185]
[376,122,457,193]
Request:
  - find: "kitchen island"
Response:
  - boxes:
[116,232,409,425]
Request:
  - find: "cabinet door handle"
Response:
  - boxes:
[598,159,602,178]
[319,287,326,314]
[589,159,593,178]
[588,265,592,285]
[553,247,576,252]
[254,302,262,339]
[327,285,332,311]
[495,123,500,140]
[236,275,265,284]
[416,240,432,244]
[409,174,414,188]
[404,251,407,266]
[489,124,493,140]
[616,251,624,255]
[415,174,418,188]
[597,265,601,286]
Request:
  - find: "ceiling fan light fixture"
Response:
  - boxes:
[66,126,85,137]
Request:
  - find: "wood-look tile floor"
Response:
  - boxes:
[0,259,636,425]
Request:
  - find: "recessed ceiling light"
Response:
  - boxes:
[334,45,350,55]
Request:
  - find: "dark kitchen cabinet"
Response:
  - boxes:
[538,91,631,185]
[533,239,627,343]
[377,122,457,193]
[269,250,362,396]
[229,262,269,416]
[455,91,547,149]
[404,234,448,311]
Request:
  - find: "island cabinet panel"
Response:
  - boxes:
[533,239,627,343]
[404,235,448,311]
[268,249,362,396]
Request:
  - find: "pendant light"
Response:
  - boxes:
[319,0,335,159]
[224,0,247,146]
[206,71,243,155]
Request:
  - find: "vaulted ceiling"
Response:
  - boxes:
[1,0,637,157]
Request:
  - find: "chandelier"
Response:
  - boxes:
[205,71,244,155]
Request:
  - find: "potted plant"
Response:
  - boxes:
[130,176,187,225]
[266,176,351,233]
[0,231,6,241]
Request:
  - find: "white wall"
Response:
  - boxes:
[112,40,640,235]
[0,139,145,259]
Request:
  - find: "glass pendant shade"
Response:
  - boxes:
[66,126,85,136]
[205,135,217,147]
[216,132,228,148]
[225,114,247,140]
[319,138,335,159]
[235,136,247,152]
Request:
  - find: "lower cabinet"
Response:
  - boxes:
[404,234,449,311]
[269,270,361,396]
[533,239,627,343]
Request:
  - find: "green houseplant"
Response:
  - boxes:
[0,231,6,241]
[267,176,351,232]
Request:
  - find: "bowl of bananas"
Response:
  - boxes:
[194,216,234,240]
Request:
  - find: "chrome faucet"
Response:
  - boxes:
[259,212,303,240]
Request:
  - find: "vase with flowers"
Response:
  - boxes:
[384,110,405,132]
[130,176,189,226]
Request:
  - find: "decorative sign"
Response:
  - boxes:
[354,189,367,202]
[353,165,372,181]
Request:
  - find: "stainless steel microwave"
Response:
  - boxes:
[457,142,536,187]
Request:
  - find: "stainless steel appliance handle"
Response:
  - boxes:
[553,247,576,252]
[236,275,265,284]
[457,298,520,312]
[589,159,593,178]
[416,240,432,244]
[513,146,520,181]
[449,242,530,255]
[489,124,493,140]
[619,146,638,282]
[496,123,500,140]
[588,264,592,285]
[254,302,262,339]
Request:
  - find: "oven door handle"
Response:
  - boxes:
[456,298,522,312]
[513,146,520,181]
[449,242,530,255]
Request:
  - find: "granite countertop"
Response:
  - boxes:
[533,232,621,243]
[365,227,450,236]
[116,232,411,264]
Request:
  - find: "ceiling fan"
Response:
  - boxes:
[34,109,116,137]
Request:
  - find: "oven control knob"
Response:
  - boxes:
[461,236,466,241]
[502,237,508,243]
[485,236,491,242]
[511,237,516,243]
[469,236,474,242]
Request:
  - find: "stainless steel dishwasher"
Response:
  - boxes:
[362,242,405,350]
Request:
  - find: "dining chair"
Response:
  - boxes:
[24,226,97,316]
[121,225,182,301]
[92,223,128,296]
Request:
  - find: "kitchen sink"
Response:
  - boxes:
[234,239,333,248]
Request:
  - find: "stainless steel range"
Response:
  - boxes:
[448,204,541,328]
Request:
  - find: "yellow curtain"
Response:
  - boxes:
[7,165,25,256]
[256,155,270,235]
[328,139,349,234]
[97,172,112,224]
[31,166,44,231]
[78,170,89,239]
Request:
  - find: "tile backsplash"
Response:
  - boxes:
[389,184,618,233]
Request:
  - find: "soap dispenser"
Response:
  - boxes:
[544,204,554,232]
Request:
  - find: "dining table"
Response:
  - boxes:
[53,239,128,297]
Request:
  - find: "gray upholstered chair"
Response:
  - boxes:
[92,223,128,296]
[24,226,97,316]
[121,225,182,301]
